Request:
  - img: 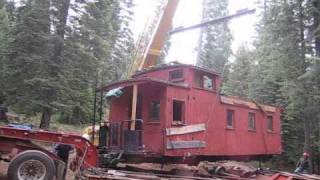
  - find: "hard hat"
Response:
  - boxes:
[303,152,310,157]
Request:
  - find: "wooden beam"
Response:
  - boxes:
[130,85,138,130]
[167,140,206,149]
[166,123,206,136]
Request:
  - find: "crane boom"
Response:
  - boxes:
[137,3,255,71]
[170,9,256,34]
[138,0,180,70]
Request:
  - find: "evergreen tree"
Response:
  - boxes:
[59,0,121,124]
[251,1,319,170]
[61,0,135,124]
[223,44,253,97]
[109,0,135,80]
[4,0,53,126]
[0,0,10,103]
[0,0,134,128]
[197,0,232,75]
[4,0,76,129]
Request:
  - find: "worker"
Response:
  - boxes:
[294,152,310,174]
[54,144,73,179]
[0,102,8,122]
[99,121,109,147]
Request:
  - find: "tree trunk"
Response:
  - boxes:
[50,0,71,75]
[313,0,320,56]
[298,0,312,173]
[42,0,71,128]
[70,106,82,124]
[39,107,52,130]
[303,110,312,173]
[56,0,71,39]
[313,1,320,173]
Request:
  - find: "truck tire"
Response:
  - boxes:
[8,150,56,180]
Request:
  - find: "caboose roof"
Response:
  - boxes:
[100,63,280,114]
[220,96,277,113]
[132,63,220,77]
[99,77,189,92]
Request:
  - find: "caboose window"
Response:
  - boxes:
[169,70,183,81]
[194,71,215,91]
[173,100,184,123]
[203,75,213,90]
[149,100,160,121]
[226,109,234,128]
[248,113,256,131]
[267,116,273,131]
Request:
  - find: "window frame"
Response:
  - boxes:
[194,71,216,91]
[267,115,274,132]
[248,112,256,131]
[149,100,160,122]
[172,99,185,125]
[226,109,235,129]
[169,69,184,82]
[202,75,214,90]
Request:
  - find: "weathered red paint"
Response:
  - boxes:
[0,126,98,168]
[104,64,282,159]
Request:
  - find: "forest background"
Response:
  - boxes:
[0,0,319,173]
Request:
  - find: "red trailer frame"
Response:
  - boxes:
[0,126,98,179]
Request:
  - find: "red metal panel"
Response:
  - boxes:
[108,83,167,154]
[139,83,166,154]
[0,126,98,168]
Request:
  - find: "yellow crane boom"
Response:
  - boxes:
[138,0,180,70]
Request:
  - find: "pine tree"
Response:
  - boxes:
[0,0,10,103]
[0,0,132,128]
[55,0,111,124]
[197,0,232,75]
[109,0,135,80]
[4,0,69,129]
[223,44,253,97]
[251,0,319,169]
[4,0,50,104]
[60,0,135,124]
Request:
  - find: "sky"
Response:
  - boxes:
[132,0,259,65]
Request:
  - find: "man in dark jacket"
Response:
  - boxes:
[0,102,8,121]
[294,152,310,174]
[54,144,73,180]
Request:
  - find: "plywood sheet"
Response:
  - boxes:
[166,140,206,149]
[166,123,206,136]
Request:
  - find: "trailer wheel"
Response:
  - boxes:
[8,150,56,180]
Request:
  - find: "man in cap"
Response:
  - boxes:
[294,152,310,174]
[0,101,8,122]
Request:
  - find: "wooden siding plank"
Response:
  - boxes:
[167,140,206,149]
[166,123,206,136]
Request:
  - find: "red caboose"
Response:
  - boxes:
[102,64,282,162]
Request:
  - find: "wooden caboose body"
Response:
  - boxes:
[102,64,282,161]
